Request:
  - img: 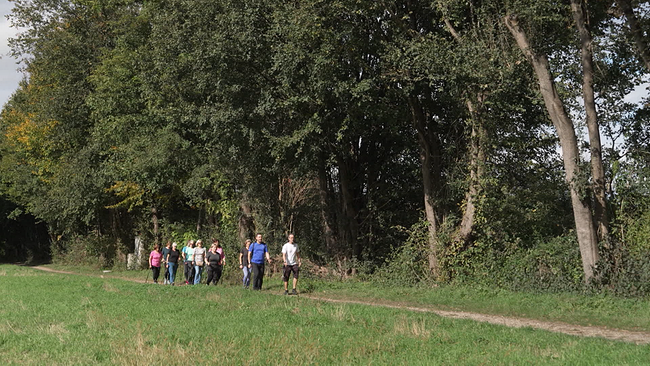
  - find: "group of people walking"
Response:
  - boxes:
[148,234,302,294]
[148,239,225,286]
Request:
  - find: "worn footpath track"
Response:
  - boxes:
[29,265,650,345]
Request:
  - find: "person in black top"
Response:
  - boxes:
[161,241,172,285]
[166,242,181,285]
[205,243,222,285]
[239,239,251,289]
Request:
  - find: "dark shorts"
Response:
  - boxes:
[283,264,299,281]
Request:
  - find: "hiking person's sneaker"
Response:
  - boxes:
[291,288,297,295]
[284,290,288,295]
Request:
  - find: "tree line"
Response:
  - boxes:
[1,0,649,292]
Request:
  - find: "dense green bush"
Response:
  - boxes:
[442,234,583,293]
[370,218,587,293]
[623,210,650,257]
[51,234,121,268]
[371,221,433,286]
[593,239,650,298]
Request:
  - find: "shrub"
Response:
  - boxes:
[51,234,119,268]
[372,221,433,287]
[448,234,584,293]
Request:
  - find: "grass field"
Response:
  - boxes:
[1,265,650,364]
[45,263,650,331]
[302,280,650,332]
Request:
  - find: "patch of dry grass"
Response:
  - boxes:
[103,282,120,293]
[393,315,431,339]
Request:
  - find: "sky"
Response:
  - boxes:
[1,1,23,109]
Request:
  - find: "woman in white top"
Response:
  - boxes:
[193,240,206,285]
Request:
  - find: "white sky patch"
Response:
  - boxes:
[1,2,24,109]
[625,82,649,104]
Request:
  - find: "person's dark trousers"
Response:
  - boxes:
[206,264,219,285]
[215,265,223,284]
[152,266,160,283]
[251,262,265,290]
[184,261,193,284]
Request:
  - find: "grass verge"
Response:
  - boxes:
[1,264,649,365]
[41,263,650,332]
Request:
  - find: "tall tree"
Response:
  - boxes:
[616,0,650,70]
[570,0,609,242]
[504,13,600,282]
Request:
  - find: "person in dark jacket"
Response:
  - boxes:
[239,239,251,288]
[205,243,222,285]
[165,242,181,285]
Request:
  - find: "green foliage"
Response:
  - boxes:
[372,220,433,286]
[51,234,120,269]
[1,0,649,298]
[625,210,650,256]
[447,234,584,293]
[594,246,650,298]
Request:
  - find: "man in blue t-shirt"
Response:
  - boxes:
[248,234,272,290]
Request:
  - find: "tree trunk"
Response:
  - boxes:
[408,95,440,277]
[617,0,650,70]
[456,99,486,245]
[151,206,159,244]
[196,203,203,234]
[505,15,599,282]
[571,0,610,243]
[336,153,361,259]
[278,176,287,235]
[238,197,255,243]
[443,18,486,246]
[318,153,338,257]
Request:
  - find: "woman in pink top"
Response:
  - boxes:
[149,244,163,284]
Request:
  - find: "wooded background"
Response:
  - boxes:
[1,0,649,294]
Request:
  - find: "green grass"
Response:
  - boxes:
[43,263,650,331]
[298,279,650,332]
[1,264,650,365]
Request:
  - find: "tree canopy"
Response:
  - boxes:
[1,0,649,294]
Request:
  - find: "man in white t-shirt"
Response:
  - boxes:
[282,234,301,295]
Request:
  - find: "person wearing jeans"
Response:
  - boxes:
[239,239,251,288]
[193,240,206,285]
[161,242,171,284]
[182,240,195,285]
[248,234,272,290]
[166,242,180,285]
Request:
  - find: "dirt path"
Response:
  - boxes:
[32,266,149,283]
[299,295,650,345]
[29,265,650,345]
